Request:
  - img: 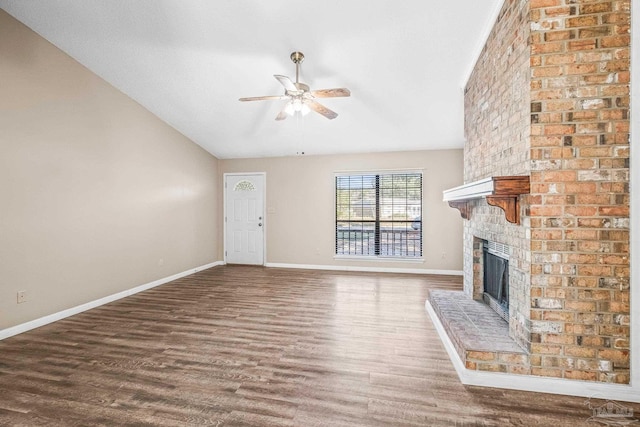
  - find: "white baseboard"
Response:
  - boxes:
[425,300,640,403]
[0,261,224,341]
[265,262,463,276]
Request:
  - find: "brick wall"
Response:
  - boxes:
[463,0,630,383]
[528,0,630,383]
[464,0,533,351]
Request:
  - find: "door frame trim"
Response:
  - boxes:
[223,172,267,266]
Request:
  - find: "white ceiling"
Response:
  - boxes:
[0,0,502,159]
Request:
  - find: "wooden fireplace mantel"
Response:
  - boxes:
[442,176,530,224]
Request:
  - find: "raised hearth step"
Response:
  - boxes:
[429,290,530,374]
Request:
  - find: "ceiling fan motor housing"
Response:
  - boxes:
[291,82,309,94]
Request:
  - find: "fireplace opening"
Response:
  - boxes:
[483,241,509,321]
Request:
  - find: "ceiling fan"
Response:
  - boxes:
[239,52,351,120]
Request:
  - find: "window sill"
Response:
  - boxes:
[334,255,425,264]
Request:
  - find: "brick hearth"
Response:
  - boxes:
[429,291,528,374]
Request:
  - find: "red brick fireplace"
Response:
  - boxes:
[431,0,630,385]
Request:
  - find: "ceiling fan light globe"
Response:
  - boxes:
[292,98,303,112]
[284,102,295,116]
[301,103,310,116]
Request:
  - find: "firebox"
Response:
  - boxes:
[483,241,509,321]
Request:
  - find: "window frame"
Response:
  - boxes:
[334,170,424,261]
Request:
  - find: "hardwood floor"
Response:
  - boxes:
[0,265,636,426]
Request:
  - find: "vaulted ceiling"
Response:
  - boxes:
[0,1,502,159]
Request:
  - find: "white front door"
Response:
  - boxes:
[225,174,265,265]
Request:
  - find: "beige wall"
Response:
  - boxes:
[0,9,463,332]
[0,10,219,330]
[221,150,463,272]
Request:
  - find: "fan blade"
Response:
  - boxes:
[275,104,289,121]
[310,88,351,98]
[274,75,297,92]
[239,95,288,102]
[307,100,338,120]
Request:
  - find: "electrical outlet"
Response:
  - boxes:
[17,290,27,304]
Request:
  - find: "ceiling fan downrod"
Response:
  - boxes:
[290,51,304,84]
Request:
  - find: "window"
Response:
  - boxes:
[335,172,422,258]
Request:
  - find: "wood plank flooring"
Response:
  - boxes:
[0,265,636,426]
